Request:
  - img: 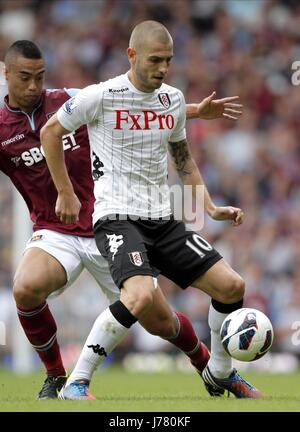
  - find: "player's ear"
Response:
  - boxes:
[2,63,8,81]
[127,47,137,65]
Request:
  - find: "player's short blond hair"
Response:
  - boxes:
[129,20,173,53]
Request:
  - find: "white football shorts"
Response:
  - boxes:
[24,229,119,302]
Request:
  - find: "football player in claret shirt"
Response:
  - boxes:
[1,40,243,399]
[42,21,262,400]
[1,40,119,399]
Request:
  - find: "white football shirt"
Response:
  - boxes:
[57,73,186,223]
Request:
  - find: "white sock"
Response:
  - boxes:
[67,307,129,384]
[207,303,232,378]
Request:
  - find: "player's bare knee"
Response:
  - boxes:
[221,274,245,303]
[122,276,155,317]
[13,276,47,306]
[135,290,154,316]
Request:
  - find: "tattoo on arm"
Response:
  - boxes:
[168,139,193,177]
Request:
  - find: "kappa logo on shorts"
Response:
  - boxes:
[158,93,171,109]
[129,251,144,267]
[30,234,43,242]
[106,233,124,261]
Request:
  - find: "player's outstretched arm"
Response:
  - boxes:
[168,138,244,226]
[186,92,243,121]
[40,114,81,224]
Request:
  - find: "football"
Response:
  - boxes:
[220,308,274,361]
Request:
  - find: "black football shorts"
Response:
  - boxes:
[94,215,222,289]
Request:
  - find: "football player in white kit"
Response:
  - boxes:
[41,21,262,400]
[1,41,243,401]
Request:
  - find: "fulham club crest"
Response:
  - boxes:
[129,251,144,267]
[158,93,171,109]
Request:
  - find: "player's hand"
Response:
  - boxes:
[55,191,81,224]
[195,92,243,120]
[209,206,244,226]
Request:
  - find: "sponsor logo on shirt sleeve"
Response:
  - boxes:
[46,111,56,120]
[30,234,43,242]
[63,97,78,115]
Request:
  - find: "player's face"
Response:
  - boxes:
[5,56,45,112]
[129,41,173,93]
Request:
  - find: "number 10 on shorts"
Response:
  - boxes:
[186,234,213,258]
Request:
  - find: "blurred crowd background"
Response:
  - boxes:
[1,0,300,373]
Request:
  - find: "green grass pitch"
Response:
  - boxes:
[0,367,299,412]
